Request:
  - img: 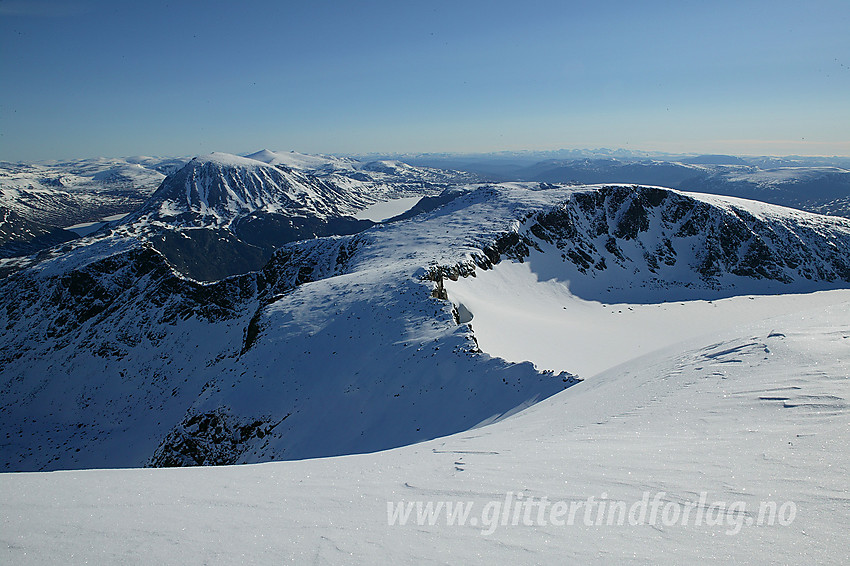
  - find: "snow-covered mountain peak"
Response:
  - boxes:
[138,151,459,230]
[242,149,356,172]
[242,149,279,163]
[137,152,342,227]
[193,152,273,169]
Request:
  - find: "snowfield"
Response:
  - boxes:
[445,260,850,377]
[2,293,848,564]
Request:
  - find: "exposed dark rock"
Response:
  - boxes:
[148,408,287,467]
[431,185,850,296]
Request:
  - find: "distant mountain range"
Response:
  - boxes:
[3,150,849,262]
[0,151,472,277]
[370,152,850,218]
[0,156,183,257]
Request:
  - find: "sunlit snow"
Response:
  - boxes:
[354,196,421,221]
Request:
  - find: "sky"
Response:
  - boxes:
[1,0,849,161]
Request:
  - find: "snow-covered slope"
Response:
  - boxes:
[137,153,357,224]
[440,184,850,376]
[0,157,185,257]
[0,157,180,224]
[2,293,848,564]
[243,149,474,185]
[2,183,849,474]
[447,262,850,377]
[244,149,359,172]
[0,207,76,257]
[681,166,850,217]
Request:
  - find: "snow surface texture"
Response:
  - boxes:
[446,261,850,377]
[2,182,849,475]
[2,294,848,564]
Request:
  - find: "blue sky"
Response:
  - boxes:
[1,0,848,160]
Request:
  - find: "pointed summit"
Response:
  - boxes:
[140,152,339,226]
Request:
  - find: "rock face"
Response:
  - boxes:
[1,182,849,472]
[431,185,850,302]
[149,410,288,467]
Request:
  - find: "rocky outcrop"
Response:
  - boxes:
[149,409,288,467]
[428,186,850,300]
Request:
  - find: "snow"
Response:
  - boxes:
[5,181,850,469]
[193,152,272,169]
[684,189,822,218]
[63,221,104,237]
[2,293,848,564]
[243,149,356,171]
[354,196,421,221]
[3,176,850,563]
[133,152,455,228]
[64,213,130,237]
[0,156,176,244]
[725,166,849,185]
[445,259,850,377]
[102,213,129,222]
